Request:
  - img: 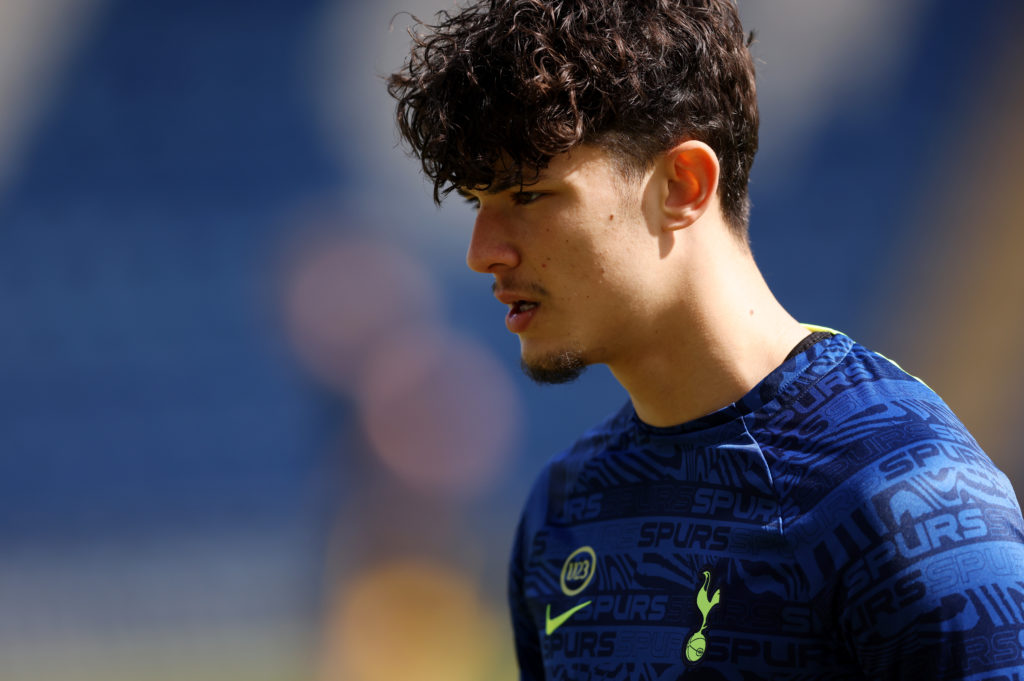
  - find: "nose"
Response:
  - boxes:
[465,208,520,273]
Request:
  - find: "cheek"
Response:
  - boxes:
[598,236,656,282]
[556,209,655,289]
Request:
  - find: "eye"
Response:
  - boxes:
[456,189,480,210]
[510,191,544,206]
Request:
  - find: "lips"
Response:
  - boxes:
[494,286,543,334]
[506,299,539,333]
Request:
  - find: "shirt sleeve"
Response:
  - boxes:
[509,515,545,681]
[838,443,1024,680]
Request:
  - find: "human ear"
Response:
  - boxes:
[660,140,720,231]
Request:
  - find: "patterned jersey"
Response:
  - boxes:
[509,332,1024,680]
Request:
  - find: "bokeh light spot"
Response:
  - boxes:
[359,325,519,499]
[324,559,503,681]
[283,235,441,391]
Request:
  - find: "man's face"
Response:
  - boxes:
[463,145,667,383]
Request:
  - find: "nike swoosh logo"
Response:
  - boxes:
[545,600,593,635]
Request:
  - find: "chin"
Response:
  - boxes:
[520,348,589,385]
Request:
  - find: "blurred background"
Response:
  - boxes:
[0,0,1022,679]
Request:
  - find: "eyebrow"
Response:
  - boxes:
[486,178,523,194]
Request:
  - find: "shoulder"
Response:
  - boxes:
[759,336,988,497]
[513,401,636,539]
[555,400,639,465]
[765,335,1020,540]
[544,399,638,489]
[768,338,1024,676]
[832,428,1024,677]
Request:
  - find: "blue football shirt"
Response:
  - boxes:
[509,332,1024,680]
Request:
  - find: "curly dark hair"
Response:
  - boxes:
[387,0,758,237]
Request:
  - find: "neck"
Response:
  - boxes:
[610,230,808,428]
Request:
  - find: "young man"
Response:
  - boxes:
[389,1,1024,678]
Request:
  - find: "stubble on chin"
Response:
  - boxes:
[520,349,588,385]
